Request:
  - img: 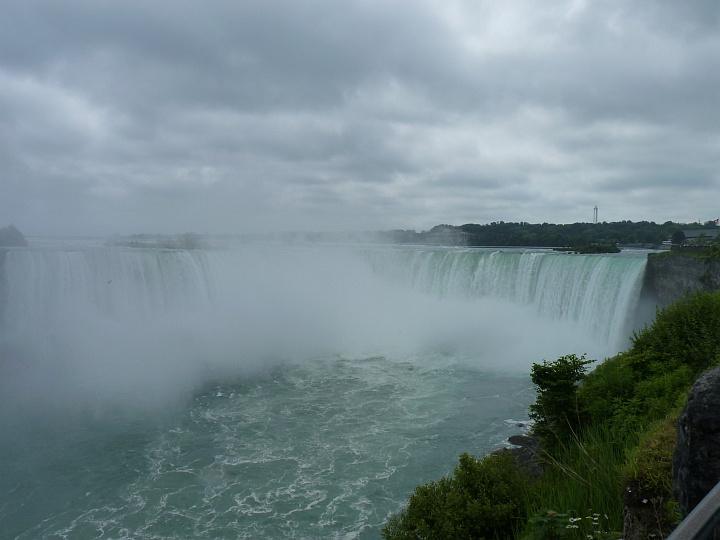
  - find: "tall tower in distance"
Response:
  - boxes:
[593,206,598,224]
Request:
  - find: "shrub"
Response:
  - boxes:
[578,292,720,431]
[671,230,686,245]
[632,292,720,373]
[382,452,529,539]
[577,353,635,424]
[529,354,593,448]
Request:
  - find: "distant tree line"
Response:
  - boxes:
[380,221,717,248]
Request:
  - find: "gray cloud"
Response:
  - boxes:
[1,0,719,235]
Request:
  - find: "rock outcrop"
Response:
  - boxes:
[673,366,720,528]
[492,434,544,479]
[0,225,28,247]
[644,253,720,307]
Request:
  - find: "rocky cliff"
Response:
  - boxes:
[643,252,720,307]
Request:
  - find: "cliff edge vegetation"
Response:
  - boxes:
[383,291,720,539]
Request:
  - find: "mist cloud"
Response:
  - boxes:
[0,247,611,418]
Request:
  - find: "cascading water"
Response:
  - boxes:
[2,248,214,328]
[0,242,649,539]
[365,247,648,350]
[2,246,647,347]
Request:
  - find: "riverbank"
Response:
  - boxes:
[383,290,720,539]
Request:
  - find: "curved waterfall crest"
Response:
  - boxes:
[1,248,215,329]
[365,247,647,347]
[1,245,647,352]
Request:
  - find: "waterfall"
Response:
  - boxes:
[0,243,651,419]
[365,247,647,348]
[0,245,647,357]
[1,248,215,331]
[0,244,652,540]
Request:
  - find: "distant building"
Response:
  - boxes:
[682,229,720,245]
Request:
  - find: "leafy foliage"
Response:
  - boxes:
[633,292,720,371]
[524,292,720,537]
[579,292,720,431]
[671,230,686,245]
[454,220,695,247]
[701,235,720,261]
[382,452,529,539]
[385,220,712,248]
[529,354,593,448]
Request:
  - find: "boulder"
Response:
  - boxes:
[493,434,544,479]
[673,367,720,519]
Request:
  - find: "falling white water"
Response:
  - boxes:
[365,247,647,349]
[0,244,647,414]
[1,246,646,351]
[2,248,214,327]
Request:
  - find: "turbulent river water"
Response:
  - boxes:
[0,243,648,539]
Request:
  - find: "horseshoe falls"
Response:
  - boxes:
[365,247,647,350]
[0,243,648,539]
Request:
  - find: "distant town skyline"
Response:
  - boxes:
[1,1,719,235]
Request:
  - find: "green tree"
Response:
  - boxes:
[671,230,686,245]
[383,452,529,539]
[529,354,593,447]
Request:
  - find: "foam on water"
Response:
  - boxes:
[3,357,533,539]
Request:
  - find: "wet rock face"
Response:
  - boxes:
[493,434,544,479]
[644,253,720,307]
[673,367,720,515]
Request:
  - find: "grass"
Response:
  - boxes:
[521,424,632,537]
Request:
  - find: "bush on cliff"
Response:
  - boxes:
[632,291,720,372]
[382,452,529,539]
[578,291,720,432]
[529,354,593,449]
[524,292,720,537]
[384,291,720,539]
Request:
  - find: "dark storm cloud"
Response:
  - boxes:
[1,0,719,235]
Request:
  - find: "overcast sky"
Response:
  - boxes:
[1,0,719,235]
